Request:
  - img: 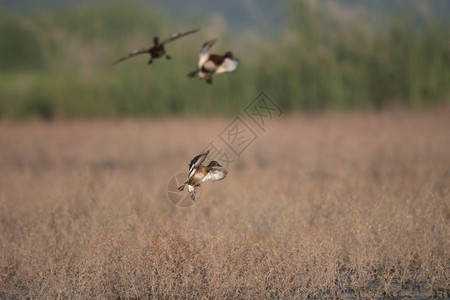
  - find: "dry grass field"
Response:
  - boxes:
[0,110,449,299]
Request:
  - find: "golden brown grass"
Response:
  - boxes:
[1,110,449,299]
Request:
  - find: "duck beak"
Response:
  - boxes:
[217,163,222,167]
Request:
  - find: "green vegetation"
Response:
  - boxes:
[0,1,449,119]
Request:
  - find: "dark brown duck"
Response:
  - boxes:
[113,29,199,65]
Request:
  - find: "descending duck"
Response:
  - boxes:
[113,29,199,65]
[178,150,228,201]
[188,39,239,84]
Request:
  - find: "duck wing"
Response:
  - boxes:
[200,39,216,54]
[160,28,199,45]
[197,39,217,68]
[112,48,151,65]
[188,150,210,179]
[215,57,239,74]
[202,168,228,182]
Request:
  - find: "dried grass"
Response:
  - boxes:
[1,110,449,298]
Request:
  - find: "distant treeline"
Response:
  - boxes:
[0,0,448,119]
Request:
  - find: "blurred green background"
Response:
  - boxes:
[0,0,449,119]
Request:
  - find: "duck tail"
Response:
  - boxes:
[187,69,198,78]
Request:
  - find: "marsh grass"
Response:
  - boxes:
[0,110,449,298]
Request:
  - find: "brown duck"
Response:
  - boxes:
[188,39,239,84]
[113,29,199,65]
[178,150,228,201]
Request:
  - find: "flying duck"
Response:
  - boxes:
[113,28,199,65]
[178,150,228,201]
[188,39,239,84]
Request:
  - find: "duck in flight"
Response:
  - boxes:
[178,150,228,202]
[113,28,199,65]
[188,39,239,84]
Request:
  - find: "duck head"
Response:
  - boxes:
[224,51,235,59]
[207,161,222,168]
